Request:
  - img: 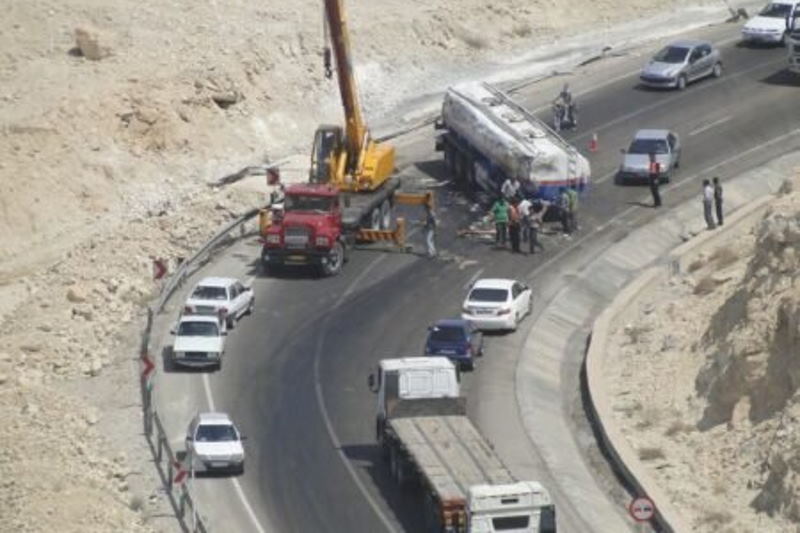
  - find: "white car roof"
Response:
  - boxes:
[380,357,455,372]
[634,129,671,140]
[471,278,516,290]
[196,412,234,425]
[179,315,220,324]
[195,277,237,288]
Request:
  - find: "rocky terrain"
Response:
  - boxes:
[0,0,723,530]
[606,176,800,532]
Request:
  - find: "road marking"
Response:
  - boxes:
[527,127,800,281]
[689,115,733,136]
[313,254,400,533]
[464,267,485,289]
[202,374,267,533]
[595,169,619,185]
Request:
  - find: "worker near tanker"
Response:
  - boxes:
[490,196,509,247]
[424,203,438,258]
[553,83,576,127]
[501,176,522,202]
[508,199,522,253]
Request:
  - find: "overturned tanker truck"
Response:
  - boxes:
[435,82,590,204]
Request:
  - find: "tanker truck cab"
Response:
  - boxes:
[468,482,557,533]
[369,357,460,438]
[261,184,347,276]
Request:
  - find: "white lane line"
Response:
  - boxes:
[689,115,733,136]
[594,169,619,185]
[313,254,400,533]
[530,34,743,114]
[202,374,267,533]
[527,127,800,282]
[464,267,485,289]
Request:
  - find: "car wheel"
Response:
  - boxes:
[780,32,787,47]
[226,316,235,330]
[712,62,722,78]
[676,75,687,91]
[246,298,254,315]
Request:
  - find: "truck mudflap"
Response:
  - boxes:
[441,498,467,533]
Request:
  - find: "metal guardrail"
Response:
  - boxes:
[138,206,263,533]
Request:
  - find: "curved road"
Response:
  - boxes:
[157,21,799,533]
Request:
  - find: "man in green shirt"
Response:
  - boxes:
[491,197,509,246]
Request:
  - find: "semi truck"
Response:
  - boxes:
[435,82,590,203]
[260,0,430,276]
[787,4,800,74]
[369,357,556,532]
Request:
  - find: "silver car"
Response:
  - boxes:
[617,129,681,184]
[639,40,722,90]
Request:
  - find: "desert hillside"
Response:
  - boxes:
[606,177,800,532]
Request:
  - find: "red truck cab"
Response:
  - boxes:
[261,183,347,276]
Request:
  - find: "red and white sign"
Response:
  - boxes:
[152,258,167,280]
[629,496,655,522]
[173,460,188,485]
[141,353,156,379]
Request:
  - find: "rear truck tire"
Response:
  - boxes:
[676,74,687,91]
[321,241,345,276]
[379,200,392,230]
[712,62,722,78]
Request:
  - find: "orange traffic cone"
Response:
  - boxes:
[589,133,598,153]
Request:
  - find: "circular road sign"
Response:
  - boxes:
[629,496,655,522]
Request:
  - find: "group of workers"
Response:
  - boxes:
[489,177,579,254]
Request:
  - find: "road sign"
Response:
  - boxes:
[629,496,655,522]
[141,353,156,379]
[173,460,188,485]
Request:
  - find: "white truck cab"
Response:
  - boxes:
[787,3,800,73]
[369,357,460,436]
[468,482,557,533]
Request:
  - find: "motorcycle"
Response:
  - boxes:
[552,101,578,132]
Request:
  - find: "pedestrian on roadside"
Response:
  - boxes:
[558,188,571,235]
[424,203,438,258]
[508,200,522,253]
[528,209,545,254]
[648,152,662,208]
[490,196,509,246]
[702,179,716,230]
[713,176,723,226]
[501,176,521,202]
[566,186,579,233]
[518,196,533,243]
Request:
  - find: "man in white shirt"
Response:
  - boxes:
[702,179,716,230]
[501,177,521,202]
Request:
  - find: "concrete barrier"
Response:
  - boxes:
[584,185,780,532]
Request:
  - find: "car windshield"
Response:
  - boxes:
[191,285,227,301]
[653,46,689,63]
[629,138,669,155]
[285,194,335,213]
[178,321,219,337]
[468,288,509,303]
[429,326,467,343]
[196,424,237,442]
[759,2,792,17]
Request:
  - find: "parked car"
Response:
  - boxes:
[741,1,796,45]
[424,319,484,370]
[184,277,255,330]
[185,412,245,475]
[617,129,681,184]
[171,315,226,369]
[461,278,532,332]
[639,39,722,90]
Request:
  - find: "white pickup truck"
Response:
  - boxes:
[171,315,226,369]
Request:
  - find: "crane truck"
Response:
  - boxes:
[787,4,800,75]
[368,357,557,532]
[435,82,590,204]
[260,0,430,276]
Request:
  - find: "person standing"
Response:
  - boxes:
[713,177,723,226]
[518,196,532,243]
[491,196,509,246]
[501,177,521,202]
[648,153,662,208]
[558,188,571,235]
[508,200,522,253]
[566,186,579,233]
[702,179,716,230]
[424,203,438,258]
[528,209,545,254]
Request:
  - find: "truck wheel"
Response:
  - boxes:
[379,200,392,230]
[676,75,687,91]
[322,241,344,276]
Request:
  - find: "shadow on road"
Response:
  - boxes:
[761,69,798,87]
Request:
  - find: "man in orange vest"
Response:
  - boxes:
[648,153,662,208]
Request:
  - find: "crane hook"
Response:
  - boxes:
[323,47,333,79]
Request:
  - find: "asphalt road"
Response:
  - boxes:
[171,21,799,533]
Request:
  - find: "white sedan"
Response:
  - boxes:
[184,276,254,330]
[741,1,795,45]
[461,278,532,331]
[185,412,245,475]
